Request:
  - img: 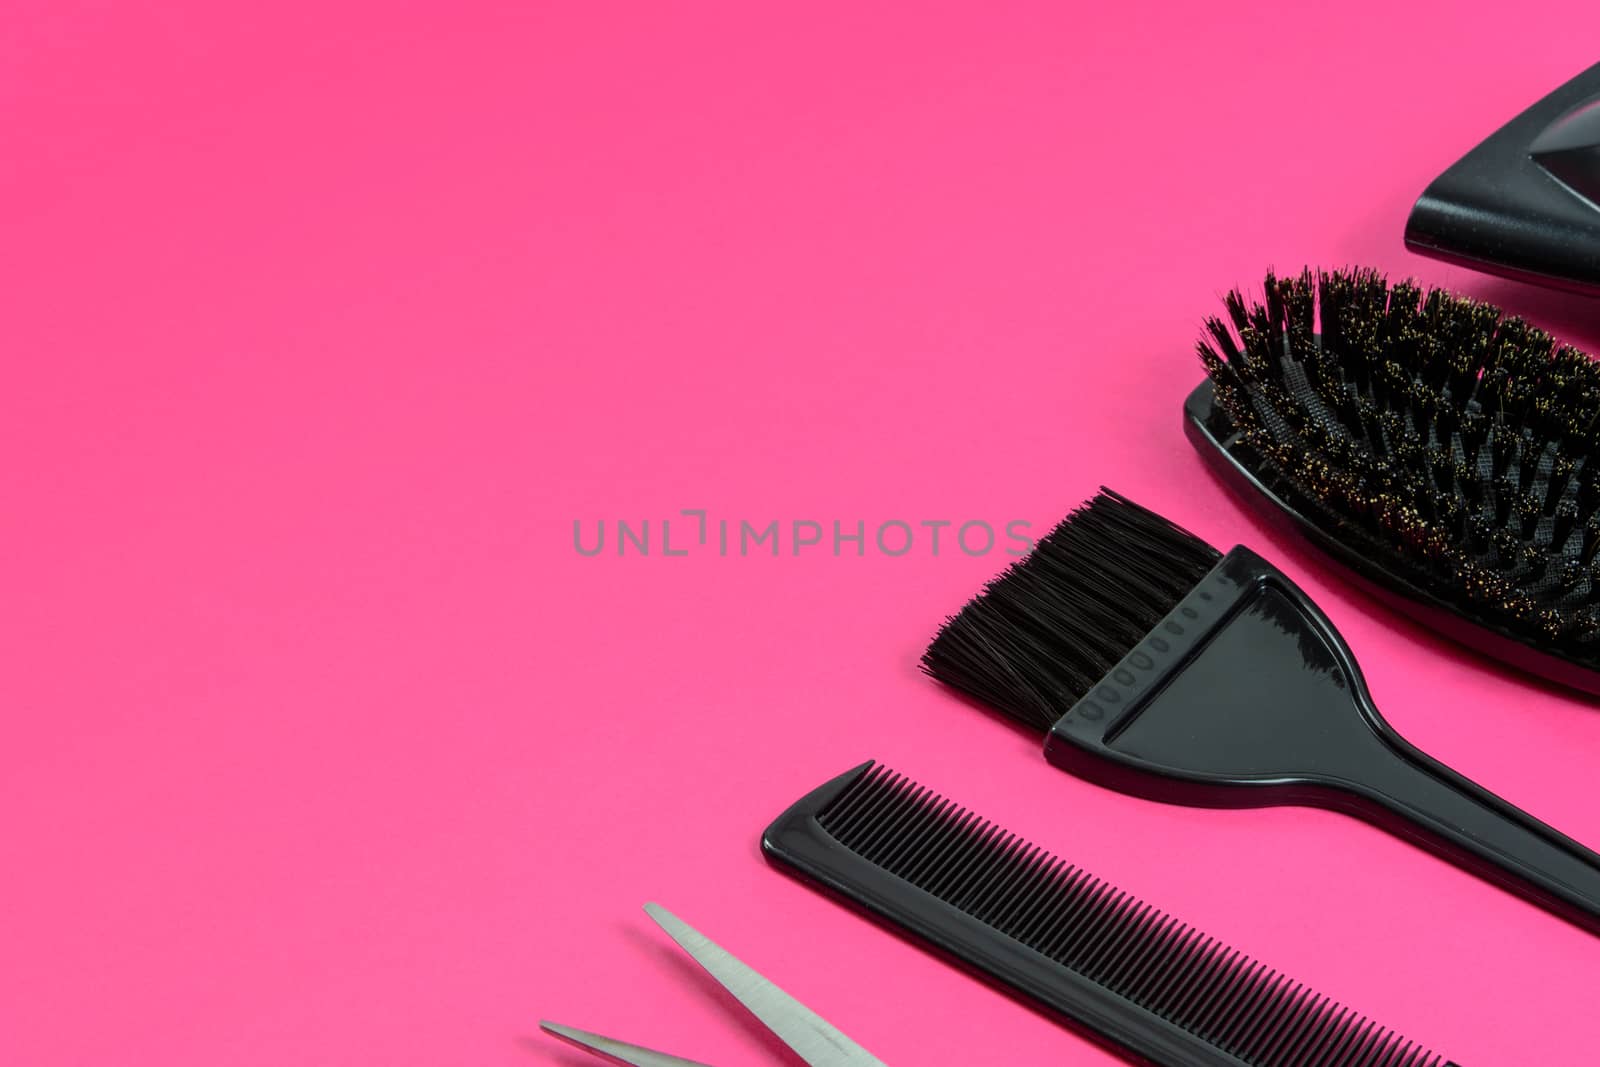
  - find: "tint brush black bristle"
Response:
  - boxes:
[922,489,1220,731]
[920,486,1600,936]
[764,762,1459,1067]
[1191,267,1600,687]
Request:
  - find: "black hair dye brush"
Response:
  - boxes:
[1184,267,1600,695]
[921,488,1600,936]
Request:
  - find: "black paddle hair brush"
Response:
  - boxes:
[921,488,1600,937]
[1184,267,1600,696]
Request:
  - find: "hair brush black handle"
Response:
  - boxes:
[1043,547,1600,936]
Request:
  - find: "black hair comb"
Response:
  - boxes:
[765,761,1460,1067]
[922,488,1600,936]
[1185,267,1600,695]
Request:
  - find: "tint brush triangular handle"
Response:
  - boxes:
[1046,547,1600,934]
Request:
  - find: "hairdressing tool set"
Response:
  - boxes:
[544,63,1600,1067]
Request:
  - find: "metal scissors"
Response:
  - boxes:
[539,903,887,1066]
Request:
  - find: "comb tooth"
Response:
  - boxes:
[940,824,1009,908]
[1299,1003,1355,1067]
[1311,1010,1371,1067]
[1389,1039,1425,1067]
[1166,938,1236,1031]
[998,852,1073,930]
[934,825,998,908]
[1012,858,1081,948]
[887,791,956,871]
[1135,930,1207,1021]
[1401,1039,1435,1067]
[1102,910,1179,994]
[1171,940,1241,1030]
[1075,902,1152,985]
[1274,985,1338,1066]
[925,807,987,890]
[817,767,879,841]
[1398,1036,1436,1067]
[1180,943,1250,1033]
[1040,879,1122,960]
[827,767,900,842]
[1208,958,1277,1054]
[1276,986,1343,1064]
[1021,861,1084,951]
[846,775,911,856]
[1288,995,1349,1067]
[1356,1017,1408,1067]
[1235,974,1303,1061]
[999,855,1058,945]
[1248,982,1310,1064]
[1091,901,1163,987]
[844,767,908,844]
[961,836,1035,916]
[1342,1022,1381,1067]
[1344,1017,1388,1067]
[856,778,924,858]
[952,831,1017,913]
[990,850,1063,935]
[944,819,1011,904]
[908,806,977,892]
[1362,1026,1401,1067]
[1185,947,1252,1039]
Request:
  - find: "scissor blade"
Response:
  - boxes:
[642,904,888,1067]
[539,1020,716,1067]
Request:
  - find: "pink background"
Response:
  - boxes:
[5,3,1600,1064]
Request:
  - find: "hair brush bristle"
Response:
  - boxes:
[921,489,1221,731]
[1199,267,1600,656]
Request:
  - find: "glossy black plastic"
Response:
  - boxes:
[764,764,1274,1067]
[1405,62,1600,294]
[764,763,1461,1067]
[1183,376,1600,697]
[1043,540,1600,935]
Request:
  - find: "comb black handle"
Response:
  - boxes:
[1045,546,1600,937]
[765,763,1461,1067]
[766,766,1269,1067]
